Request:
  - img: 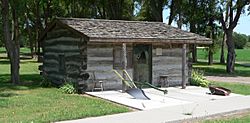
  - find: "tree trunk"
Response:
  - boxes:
[35,0,43,62]
[12,3,20,84]
[168,0,175,25]
[44,0,52,27]
[225,30,235,73]
[1,0,20,84]
[190,22,197,63]
[220,33,226,63]
[25,3,34,58]
[191,45,197,63]
[208,46,213,65]
[208,18,214,65]
[177,13,183,29]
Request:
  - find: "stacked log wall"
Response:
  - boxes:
[152,44,189,86]
[86,44,133,90]
[43,25,87,85]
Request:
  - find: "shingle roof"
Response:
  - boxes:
[55,18,212,44]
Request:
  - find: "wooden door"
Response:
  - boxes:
[133,44,152,85]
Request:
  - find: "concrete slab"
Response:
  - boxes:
[57,86,250,123]
[86,86,242,110]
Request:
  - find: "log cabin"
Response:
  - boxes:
[39,18,212,91]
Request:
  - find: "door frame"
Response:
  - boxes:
[132,44,152,84]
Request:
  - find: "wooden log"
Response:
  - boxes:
[46,28,79,40]
[44,38,80,46]
[182,44,187,89]
[122,43,127,92]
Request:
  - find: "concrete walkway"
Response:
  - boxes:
[57,87,250,123]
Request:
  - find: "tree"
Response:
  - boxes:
[1,0,20,84]
[233,32,248,49]
[219,0,249,73]
[136,0,168,22]
[168,0,185,28]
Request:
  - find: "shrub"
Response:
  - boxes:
[190,70,210,87]
[40,77,52,87]
[59,82,76,94]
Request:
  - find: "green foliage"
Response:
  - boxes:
[233,32,248,49]
[191,69,210,87]
[59,82,76,94]
[39,77,52,87]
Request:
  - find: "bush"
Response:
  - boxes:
[40,77,52,87]
[190,70,210,87]
[59,82,76,94]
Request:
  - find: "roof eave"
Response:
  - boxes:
[89,37,212,44]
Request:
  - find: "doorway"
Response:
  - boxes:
[133,44,152,85]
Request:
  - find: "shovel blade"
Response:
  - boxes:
[126,88,150,100]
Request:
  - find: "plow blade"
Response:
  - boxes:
[126,88,150,100]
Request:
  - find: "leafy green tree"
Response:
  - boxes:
[219,0,249,73]
[233,32,248,49]
[1,0,20,84]
[135,0,168,22]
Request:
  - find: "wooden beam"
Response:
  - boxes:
[182,44,187,89]
[122,43,127,92]
[89,37,212,45]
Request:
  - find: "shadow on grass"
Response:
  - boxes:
[0,60,10,64]
[0,92,19,97]
[0,74,43,92]
[0,58,38,65]
[193,62,250,77]
[0,56,33,61]
[0,98,9,108]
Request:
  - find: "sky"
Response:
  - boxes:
[162,9,250,36]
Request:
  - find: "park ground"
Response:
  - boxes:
[0,47,250,122]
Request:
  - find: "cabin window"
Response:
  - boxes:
[113,46,132,69]
[59,54,66,73]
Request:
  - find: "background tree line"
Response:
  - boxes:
[0,0,249,84]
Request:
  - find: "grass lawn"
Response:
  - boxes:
[203,112,250,123]
[210,82,250,95]
[193,62,250,77]
[196,48,250,122]
[197,48,250,62]
[0,48,130,122]
[201,81,250,123]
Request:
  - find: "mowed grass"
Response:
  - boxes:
[197,48,250,123]
[197,48,250,62]
[201,81,250,123]
[0,48,130,122]
[193,62,250,77]
[203,113,250,123]
[211,82,250,95]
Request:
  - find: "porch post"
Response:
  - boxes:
[182,44,187,89]
[122,43,127,92]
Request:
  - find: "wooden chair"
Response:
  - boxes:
[91,71,104,91]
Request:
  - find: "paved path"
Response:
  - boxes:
[205,76,250,84]
[58,96,250,123]
[57,87,250,123]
